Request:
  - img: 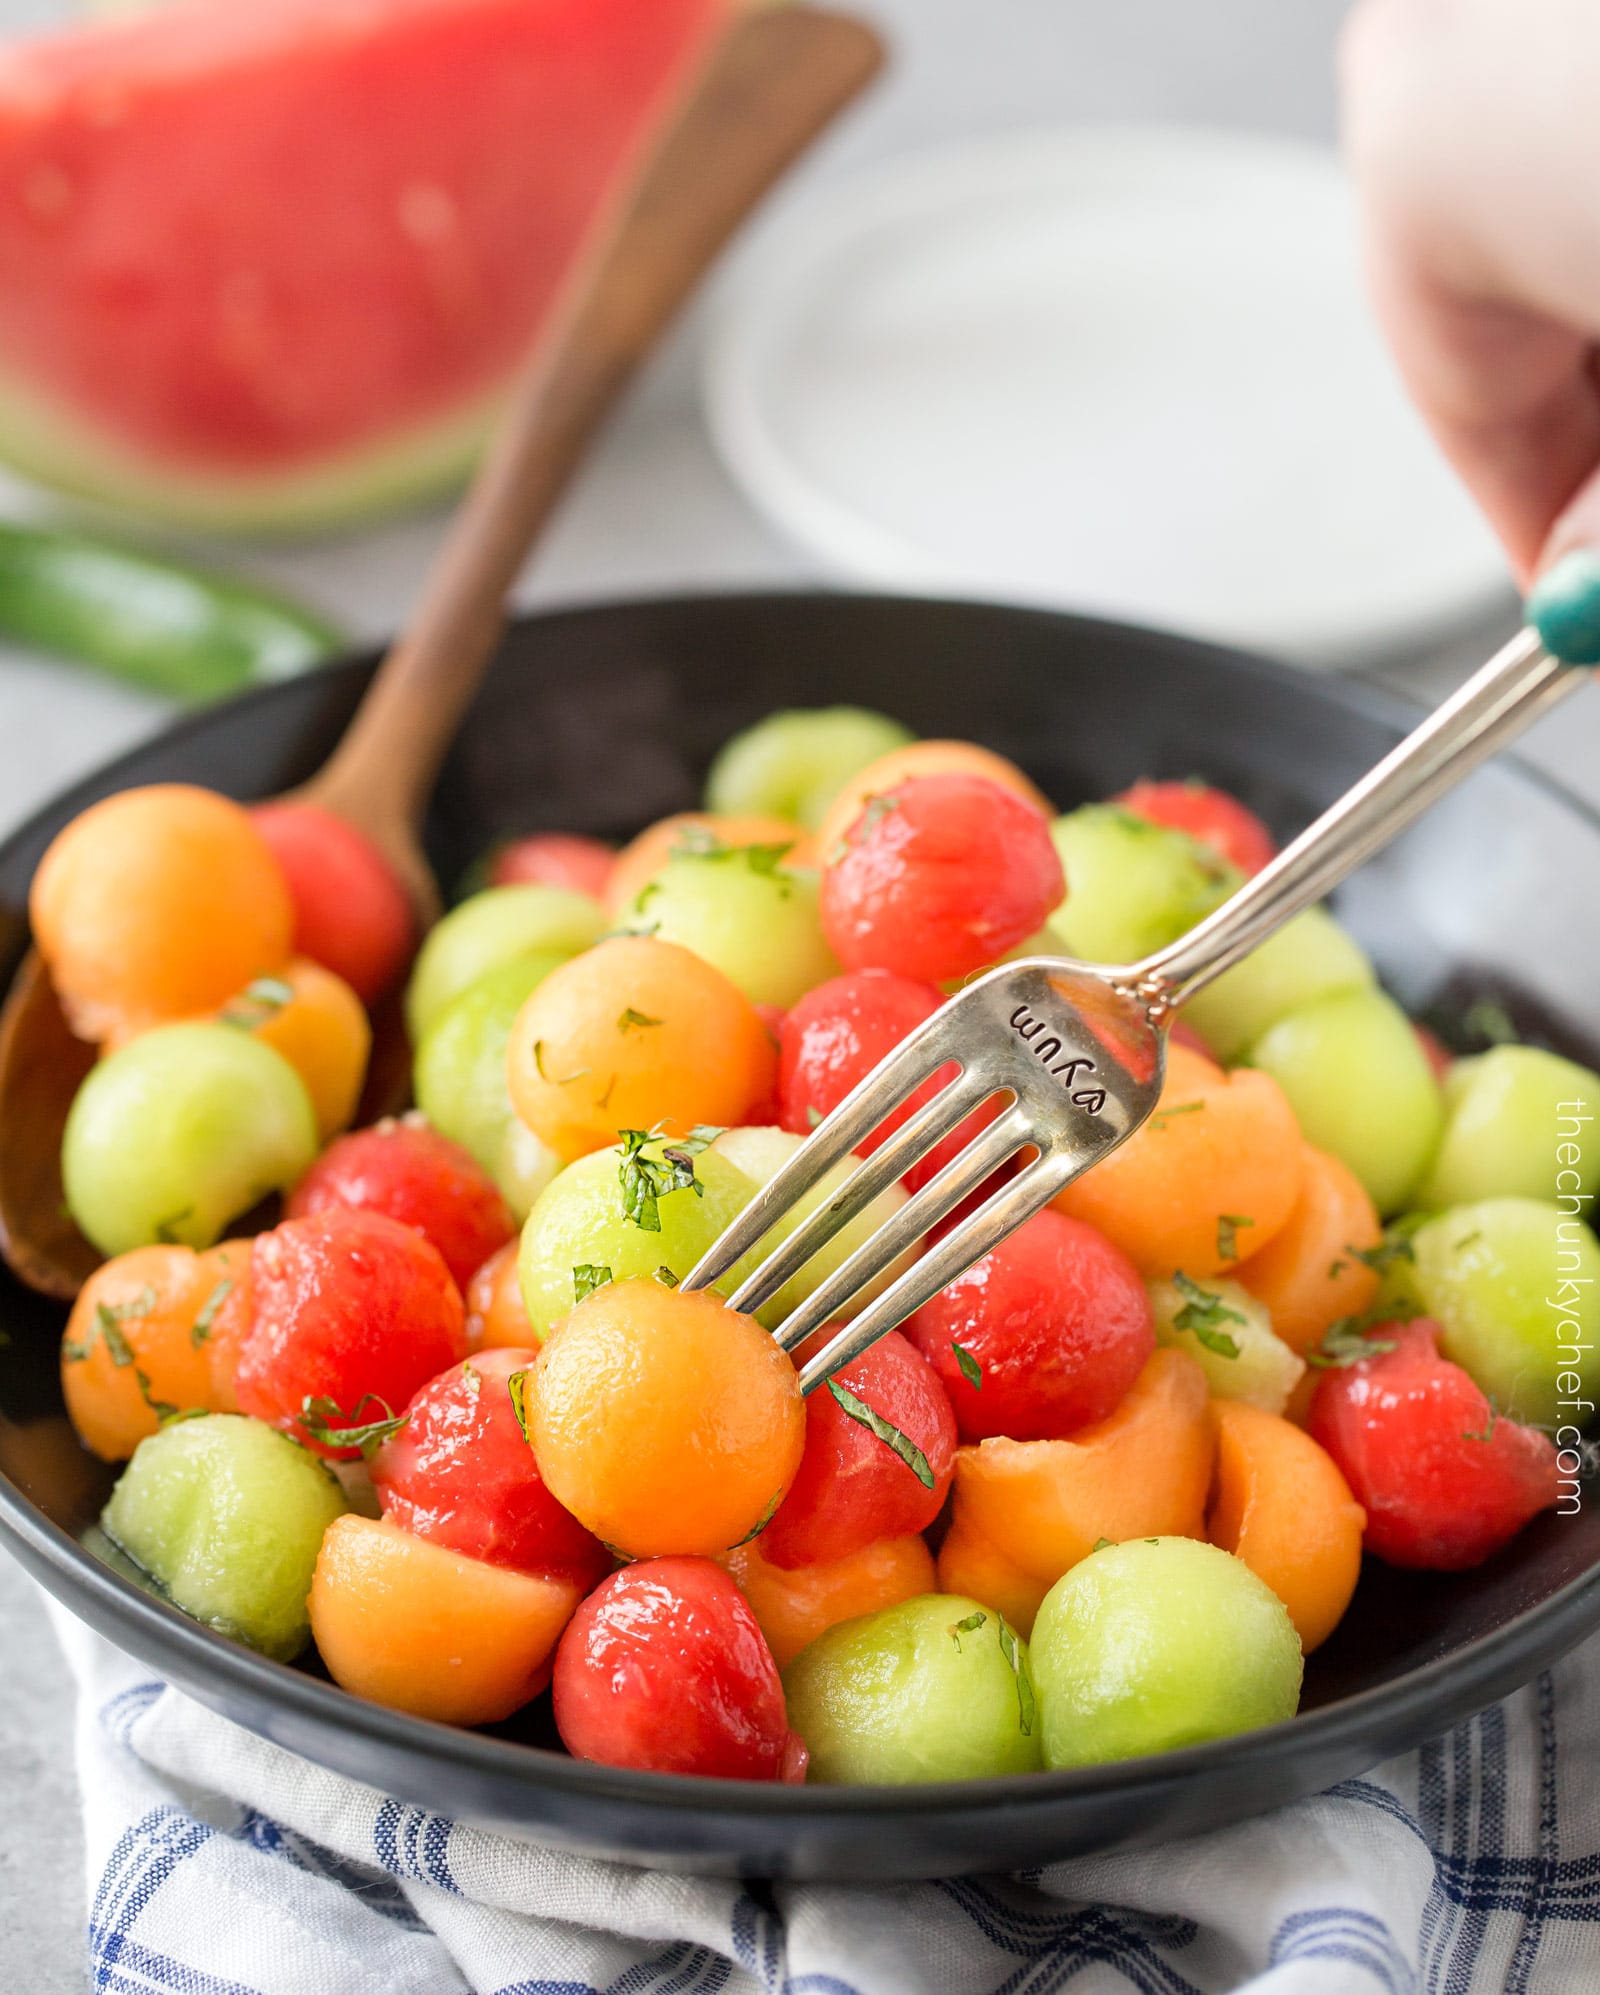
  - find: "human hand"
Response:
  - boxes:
[1342,0,1600,654]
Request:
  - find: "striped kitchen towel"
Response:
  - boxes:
[46,1597,1600,1995]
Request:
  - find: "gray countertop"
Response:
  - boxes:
[5,0,1593,1986]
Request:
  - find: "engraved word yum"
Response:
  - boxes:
[1009,1006,1108,1114]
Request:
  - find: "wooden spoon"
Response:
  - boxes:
[0,6,885,1302]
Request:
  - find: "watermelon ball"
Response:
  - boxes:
[1115,778,1277,876]
[760,1330,957,1570]
[1308,1318,1560,1570]
[820,772,1064,984]
[777,969,998,1194]
[101,1413,346,1661]
[782,1593,1042,1784]
[487,832,616,901]
[286,1116,515,1290]
[552,1556,801,1781]
[251,802,415,1007]
[235,1208,467,1457]
[1030,1538,1303,1768]
[904,1208,1155,1442]
[369,1348,608,1588]
[63,1021,318,1257]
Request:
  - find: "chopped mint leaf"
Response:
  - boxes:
[1462,1395,1499,1444]
[299,1393,408,1457]
[190,1278,233,1348]
[730,1485,785,1547]
[952,1341,983,1390]
[997,1620,1035,1735]
[616,1126,721,1231]
[220,975,296,1029]
[617,1008,663,1034]
[1216,1214,1253,1261]
[653,1266,680,1288]
[1307,1317,1400,1370]
[826,1379,934,1489]
[1149,1100,1204,1130]
[1349,1235,1415,1275]
[1092,1536,1114,1553]
[573,1263,614,1305]
[948,1609,987,1650]
[506,1369,534,1446]
[1170,1271,1244,1358]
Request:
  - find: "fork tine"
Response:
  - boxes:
[771,1103,1032,1352]
[795,1148,1079,1394]
[723,1071,1000,1317]
[679,1008,959,1294]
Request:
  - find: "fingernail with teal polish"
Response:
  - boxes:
[1527,549,1600,663]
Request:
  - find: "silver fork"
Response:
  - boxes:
[682,624,1585,1394]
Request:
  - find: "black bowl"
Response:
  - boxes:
[2,592,1597,1881]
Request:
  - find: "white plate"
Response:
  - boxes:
[704,127,1510,665]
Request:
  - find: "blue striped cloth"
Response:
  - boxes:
[45,1596,1600,1994]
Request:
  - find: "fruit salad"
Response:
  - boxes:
[29,709,1598,1785]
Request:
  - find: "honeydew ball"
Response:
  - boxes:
[102,1414,346,1661]
[706,707,914,830]
[1246,989,1443,1215]
[1049,805,1238,966]
[617,844,837,1008]
[63,1022,317,1256]
[413,954,566,1218]
[1412,1196,1600,1426]
[1418,1046,1600,1211]
[516,1138,757,1339]
[715,1125,920,1329]
[404,885,604,1043]
[782,1594,1043,1783]
[1030,1537,1302,1768]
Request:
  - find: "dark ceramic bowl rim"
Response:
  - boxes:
[2,589,1597,1826]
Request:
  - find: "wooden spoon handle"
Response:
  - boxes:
[305,5,884,842]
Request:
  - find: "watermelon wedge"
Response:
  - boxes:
[0,0,738,528]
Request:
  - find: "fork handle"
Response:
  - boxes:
[1134,625,1585,1004]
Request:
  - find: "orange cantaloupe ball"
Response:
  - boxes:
[1207,1398,1367,1652]
[1235,1145,1382,1356]
[812,740,1054,866]
[725,1532,936,1669]
[308,1514,581,1726]
[220,957,371,1141]
[61,1243,245,1459]
[506,936,777,1161]
[937,1347,1214,1635]
[607,811,811,916]
[1052,1044,1304,1278]
[465,1240,534,1351]
[31,785,294,1042]
[526,1279,805,1558]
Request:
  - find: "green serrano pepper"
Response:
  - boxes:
[0,522,343,701]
